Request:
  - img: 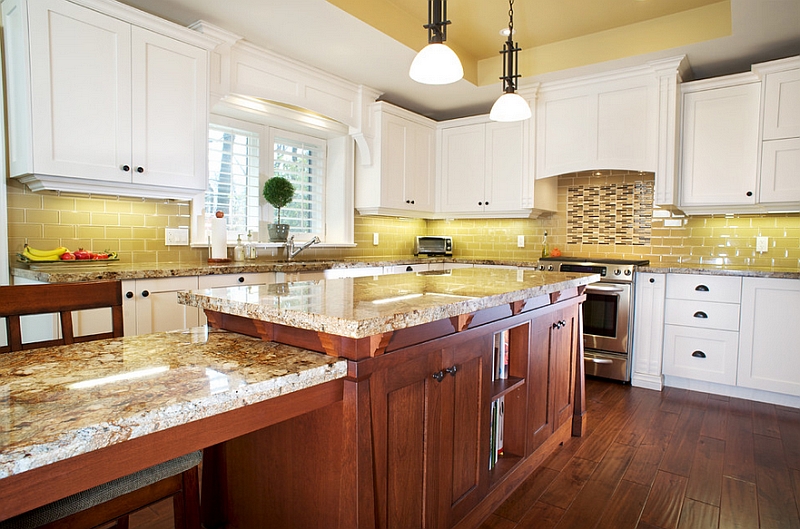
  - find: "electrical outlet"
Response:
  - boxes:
[756,236,769,253]
[517,235,525,248]
[373,232,379,246]
[165,228,189,246]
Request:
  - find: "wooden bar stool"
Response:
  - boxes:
[0,281,201,529]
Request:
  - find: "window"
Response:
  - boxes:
[206,121,261,240]
[270,130,326,237]
[202,117,328,243]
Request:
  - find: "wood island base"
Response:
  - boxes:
[203,287,588,529]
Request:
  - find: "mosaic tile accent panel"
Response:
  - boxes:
[567,181,653,245]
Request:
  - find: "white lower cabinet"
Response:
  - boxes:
[122,276,199,336]
[662,273,741,385]
[663,326,739,385]
[738,277,800,397]
[631,273,666,390]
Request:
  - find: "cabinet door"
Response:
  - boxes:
[27,0,132,181]
[369,347,443,529]
[131,27,207,192]
[439,334,491,526]
[408,121,436,212]
[130,276,199,335]
[762,68,800,140]
[439,124,486,213]
[760,138,800,204]
[738,278,800,396]
[527,313,555,452]
[551,306,578,430]
[680,83,761,208]
[485,121,524,212]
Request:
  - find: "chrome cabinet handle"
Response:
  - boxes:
[588,358,613,364]
[692,350,706,358]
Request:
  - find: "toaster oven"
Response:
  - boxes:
[414,236,453,256]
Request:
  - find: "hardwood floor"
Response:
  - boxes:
[127,378,800,528]
[480,378,800,529]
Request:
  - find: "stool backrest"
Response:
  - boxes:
[0,281,124,353]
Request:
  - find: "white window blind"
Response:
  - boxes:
[206,123,261,240]
[271,130,326,237]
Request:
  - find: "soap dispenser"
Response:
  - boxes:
[233,235,245,262]
[541,231,549,258]
[246,231,257,260]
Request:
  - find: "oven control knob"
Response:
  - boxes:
[538,265,545,271]
[547,265,555,271]
[624,269,632,276]
[614,269,622,276]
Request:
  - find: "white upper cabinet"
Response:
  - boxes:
[1,0,212,200]
[757,58,800,206]
[679,79,761,212]
[438,118,535,217]
[536,75,659,179]
[355,102,436,217]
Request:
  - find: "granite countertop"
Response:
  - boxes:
[178,267,600,339]
[0,328,347,480]
[9,258,443,283]
[639,264,800,279]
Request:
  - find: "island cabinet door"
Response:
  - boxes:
[368,332,491,529]
[527,304,580,453]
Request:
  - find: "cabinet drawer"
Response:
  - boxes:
[664,299,740,331]
[666,274,742,303]
[662,325,738,385]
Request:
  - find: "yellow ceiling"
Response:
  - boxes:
[326,0,732,85]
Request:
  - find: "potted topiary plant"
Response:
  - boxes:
[263,176,295,242]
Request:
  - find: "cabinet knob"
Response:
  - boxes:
[649,278,655,283]
[238,277,245,283]
[121,165,130,172]
[125,291,134,299]
[746,191,753,197]
[478,201,483,206]
[693,311,708,319]
[691,350,706,359]
[695,285,709,292]
[445,365,458,377]
[485,201,489,206]
[141,290,150,298]
[432,370,445,382]
[406,266,413,272]
[136,166,145,173]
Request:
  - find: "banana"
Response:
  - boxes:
[24,245,69,258]
[21,245,70,261]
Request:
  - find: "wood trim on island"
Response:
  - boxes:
[202,287,588,529]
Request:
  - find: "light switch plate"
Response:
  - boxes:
[756,236,768,253]
[165,228,189,246]
[373,233,379,246]
[517,235,525,248]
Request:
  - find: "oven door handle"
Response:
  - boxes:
[585,285,626,293]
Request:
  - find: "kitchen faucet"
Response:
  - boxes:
[285,235,321,260]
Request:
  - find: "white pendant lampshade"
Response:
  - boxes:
[489,0,530,122]
[409,42,464,85]
[489,92,531,122]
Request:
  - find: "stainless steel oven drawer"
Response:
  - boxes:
[584,350,629,382]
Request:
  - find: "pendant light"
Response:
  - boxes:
[489,0,531,122]
[409,0,464,85]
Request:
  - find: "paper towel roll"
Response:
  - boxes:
[211,217,227,259]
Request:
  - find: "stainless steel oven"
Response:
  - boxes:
[537,257,648,382]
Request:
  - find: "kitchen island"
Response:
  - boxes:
[179,267,599,529]
[0,328,347,523]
